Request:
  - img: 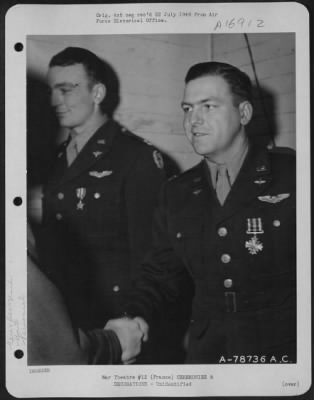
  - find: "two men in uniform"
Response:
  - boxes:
[29,46,296,364]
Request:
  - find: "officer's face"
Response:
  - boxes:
[182,75,251,162]
[47,63,99,132]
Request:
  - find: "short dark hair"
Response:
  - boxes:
[49,47,120,117]
[185,61,253,105]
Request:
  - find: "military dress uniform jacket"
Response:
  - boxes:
[126,145,296,364]
[38,119,165,329]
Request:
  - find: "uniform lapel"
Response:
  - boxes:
[182,162,225,274]
[217,145,272,222]
[182,161,215,218]
[48,120,118,189]
[47,140,69,187]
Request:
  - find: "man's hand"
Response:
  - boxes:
[104,317,149,364]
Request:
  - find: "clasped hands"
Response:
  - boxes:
[104,316,149,364]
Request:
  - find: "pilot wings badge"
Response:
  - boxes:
[258,193,290,203]
[89,171,113,178]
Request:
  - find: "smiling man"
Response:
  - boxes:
[106,62,297,364]
[33,48,166,363]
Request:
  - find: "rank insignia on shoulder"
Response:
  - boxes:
[193,177,202,183]
[93,151,103,158]
[258,193,290,203]
[97,139,106,145]
[144,139,153,146]
[153,150,164,169]
[168,174,177,182]
[89,170,113,178]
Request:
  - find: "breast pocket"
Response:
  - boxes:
[243,198,296,287]
[68,175,122,237]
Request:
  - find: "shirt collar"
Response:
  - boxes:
[69,115,108,153]
[205,139,249,188]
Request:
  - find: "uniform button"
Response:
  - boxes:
[56,213,63,220]
[176,232,182,239]
[94,193,101,199]
[224,279,233,288]
[113,285,120,293]
[221,254,231,263]
[217,227,228,237]
[273,220,281,227]
[57,192,64,200]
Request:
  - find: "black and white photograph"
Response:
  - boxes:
[5,2,311,398]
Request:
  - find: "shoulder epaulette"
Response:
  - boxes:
[167,162,203,183]
[120,125,153,146]
[268,146,296,157]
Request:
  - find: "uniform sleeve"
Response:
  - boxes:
[27,254,121,365]
[125,184,193,324]
[125,146,166,271]
[27,255,90,365]
[80,329,122,364]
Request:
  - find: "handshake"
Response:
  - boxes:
[104,316,149,364]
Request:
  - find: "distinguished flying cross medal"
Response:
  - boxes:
[245,217,264,255]
[76,187,86,210]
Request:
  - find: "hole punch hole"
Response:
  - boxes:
[14,349,24,359]
[14,43,24,52]
[13,197,23,206]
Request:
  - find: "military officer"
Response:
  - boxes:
[105,61,296,364]
[35,47,166,335]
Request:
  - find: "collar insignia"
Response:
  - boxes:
[254,178,267,185]
[153,150,164,169]
[168,174,177,182]
[193,189,203,195]
[258,193,290,203]
[256,165,267,172]
[93,151,103,158]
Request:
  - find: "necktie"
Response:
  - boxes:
[66,132,78,166]
[215,165,231,205]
